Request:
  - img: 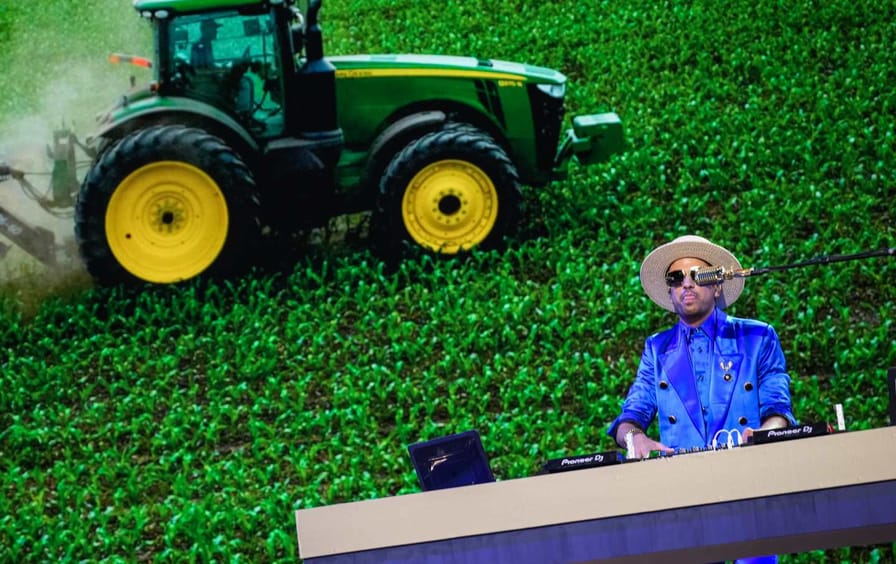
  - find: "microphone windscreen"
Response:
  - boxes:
[693,266,724,286]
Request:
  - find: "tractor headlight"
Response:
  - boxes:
[536,82,566,98]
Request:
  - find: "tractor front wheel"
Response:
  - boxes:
[75,125,261,285]
[375,127,521,259]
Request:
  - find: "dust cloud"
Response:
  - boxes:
[0,70,126,291]
[0,2,151,298]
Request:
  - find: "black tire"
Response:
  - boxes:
[374,127,521,260]
[75,125,261,286]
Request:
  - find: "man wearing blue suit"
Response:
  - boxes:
[608,235,796,458]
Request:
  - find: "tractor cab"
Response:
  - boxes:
[149,0,341,152]
[165,9,287,137]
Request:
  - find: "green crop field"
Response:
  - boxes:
[1,0,894,562]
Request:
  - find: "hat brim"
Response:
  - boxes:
[640,236,744,312]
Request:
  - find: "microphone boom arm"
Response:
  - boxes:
[695,247,895,286]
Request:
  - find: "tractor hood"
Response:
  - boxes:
[330,54,567,88]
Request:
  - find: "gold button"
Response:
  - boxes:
[659,380,669,389]
[723,373,732,382]
[744,382,754,391]
[738,416,748,425]
[668,415,677,424]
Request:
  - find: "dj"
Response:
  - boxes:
[607,235,797,461]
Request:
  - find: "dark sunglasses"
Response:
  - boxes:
[665,268,699,288]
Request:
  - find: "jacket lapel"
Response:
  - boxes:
[659,327,704,440]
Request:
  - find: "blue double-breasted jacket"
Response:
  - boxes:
[608,309,797,449]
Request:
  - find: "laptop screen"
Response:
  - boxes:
[408,430,495,491]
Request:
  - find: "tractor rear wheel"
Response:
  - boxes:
[75,125,261,285]
[374,127,521,259]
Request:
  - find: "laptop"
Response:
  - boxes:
[407,430,495,491]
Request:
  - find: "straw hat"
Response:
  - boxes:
[640,235,744,312]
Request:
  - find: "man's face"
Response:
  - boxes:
[666,257,721,326]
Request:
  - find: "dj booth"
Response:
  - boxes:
[295,426,896,563]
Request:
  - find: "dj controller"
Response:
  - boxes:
[542,421,834,474]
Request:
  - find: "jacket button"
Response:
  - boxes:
[659,380,669,389]
[668,415,677,424]
[738,416,748,425]
[744,382,754,391]
[723,373,732,382]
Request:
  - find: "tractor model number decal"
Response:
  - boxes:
[335,68,525,82]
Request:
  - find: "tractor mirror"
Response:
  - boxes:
[291,24,304,54]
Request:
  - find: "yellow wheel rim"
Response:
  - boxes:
[105,161,229,283]
[401,159,498,254]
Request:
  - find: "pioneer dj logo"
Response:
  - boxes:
[767,425,813,438]
[560,454,604,467]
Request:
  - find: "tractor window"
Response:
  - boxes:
[169,12,284,137]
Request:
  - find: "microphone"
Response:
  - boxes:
[693,265,753,286]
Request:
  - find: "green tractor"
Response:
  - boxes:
[4,0,624,285]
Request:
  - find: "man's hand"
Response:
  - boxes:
[615,422,674,459]
[629,432,674,459]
